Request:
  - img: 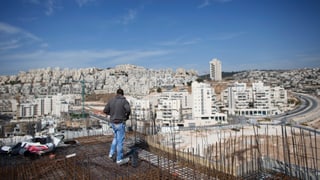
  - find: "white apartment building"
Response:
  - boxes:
[270,86,287,111]
[209,58,222,81]
[157,99,181,127]
[222,81,287,116]
[190,81,227,126]
[51,94,69,117]
[35,97,52,116]
[252,81,271,110]
[159,90,193,111]
[18,102,37,118]
[155,90,192,127]
[17,94,69,119]
[131,99,151,121]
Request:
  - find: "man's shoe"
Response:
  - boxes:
[116,157,129,165]
[109,154,116,162]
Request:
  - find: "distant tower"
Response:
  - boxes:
[209,58,222,81]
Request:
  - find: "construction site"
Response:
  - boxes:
[0,124,319,180]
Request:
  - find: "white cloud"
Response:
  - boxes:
[0,39,21,51]
[0,22,41,40]
[0,22,42,51]
[0,22,20,34]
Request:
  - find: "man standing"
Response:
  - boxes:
[103,88,131,165]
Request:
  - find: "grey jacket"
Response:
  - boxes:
[103,95,131,123]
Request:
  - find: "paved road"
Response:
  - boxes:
[271,93,319,124]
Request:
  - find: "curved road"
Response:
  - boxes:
[270,92,320,131]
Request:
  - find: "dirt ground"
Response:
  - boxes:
[306,118,320,130]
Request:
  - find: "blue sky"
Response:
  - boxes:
[0,0,319,75]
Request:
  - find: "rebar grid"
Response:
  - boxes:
[0,126,319,180]
[145,125,319,179]
[0,134,183,180]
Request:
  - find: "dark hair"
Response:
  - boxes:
[116,88,124,95]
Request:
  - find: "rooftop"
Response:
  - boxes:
[0,133,180,180]
[0,130,310,180]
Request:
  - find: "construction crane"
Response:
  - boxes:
[72,72,86,119]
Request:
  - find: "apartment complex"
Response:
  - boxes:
[0,65,197,98]
[17,94,71,119]
[131,99,151,121]
[221,81,288,116]
[209,58,222,81]
[133,83,228,129]
[190,81,227,126]
[155,90,192,127]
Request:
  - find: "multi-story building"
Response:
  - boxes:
[222,81,288,116]
[157,99,181,127]
[51,94,69,117]
[155,90,192,126]
[35,97,52,116]
[18,101,37,118]
[131,99,151,121]
[209,58,222,81]
[190,81,227,126]
[270,86,288,112]
[17,94,69,119]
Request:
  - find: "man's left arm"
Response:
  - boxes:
[124,101,131,120]
[103,103,110,115]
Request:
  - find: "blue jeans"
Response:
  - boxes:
[109,123,126,161]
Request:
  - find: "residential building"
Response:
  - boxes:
[190,81,227,126]
[17,94,69,119]
[154,90,192,126]
[18,101,37,118]
[209,58,222,81]
[131,99,151,121]
[222,81,288,116]
[52,94,69,117]
[35,97,52,116]
[157,99,181,127]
